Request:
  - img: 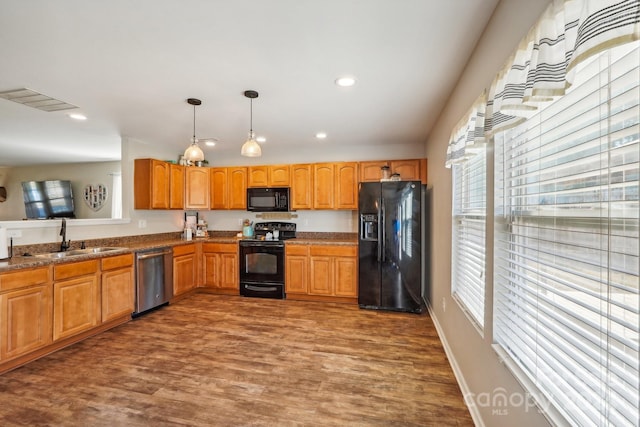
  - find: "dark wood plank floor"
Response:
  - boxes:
[0,294,473,426]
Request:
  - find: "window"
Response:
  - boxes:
[452,148,487,328]
[494,42,639,426]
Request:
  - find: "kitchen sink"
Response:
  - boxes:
[33,247,126,259]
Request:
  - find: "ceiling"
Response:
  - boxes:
[0,0,499,167]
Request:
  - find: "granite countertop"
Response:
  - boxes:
[0,231,358,273]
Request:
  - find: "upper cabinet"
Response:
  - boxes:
[291,164,313,210]
[169,164,185,209]
[313,162,358,210]
[248,165,290,187]
[358,158,427,184]
[185,167,209,210]
[134,159,170,209]
[210,167,247,210]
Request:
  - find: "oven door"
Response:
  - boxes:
[239,242,285,284]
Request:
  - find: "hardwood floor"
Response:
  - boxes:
[0,294,473,426]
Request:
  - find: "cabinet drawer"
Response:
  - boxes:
[309,245,357,257]
[173,244,196,257]
[285,245,309,256]
[101,253,133,271]
[54,260,99,281]
[0,267,50,292]
[203,243,237,254]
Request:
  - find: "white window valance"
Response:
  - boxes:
[484,0,640,136]
[445,91,486,168]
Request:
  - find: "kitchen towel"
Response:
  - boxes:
[0,227,8,259]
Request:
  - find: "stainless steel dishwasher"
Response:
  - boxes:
[133,247,173,316]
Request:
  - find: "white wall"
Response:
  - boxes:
[424,0,552,426]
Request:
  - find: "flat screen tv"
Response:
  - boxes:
[21,180,75,219]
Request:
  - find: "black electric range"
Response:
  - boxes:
[239,222,296,299]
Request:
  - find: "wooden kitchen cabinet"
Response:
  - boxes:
[173,244,198,297]
[285,245,309,295]
[309,245,357,298]
[169,163,185,209]
[228,167,247,210]
[358,158,427,184]
[0,267,52,361]
[249,165,290,187]
[134,158,171,209]
[53,260,101,342]
[101,253,134,322]
[313,162,358,209]
[291,164,313,210]
[202,243,238,294]
[209,167,247,210]
[185,166,210,209]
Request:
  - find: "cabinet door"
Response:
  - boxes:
[0,285,52,360]
[228,167,248,210]
[101,267,134,322]
[334,257,357,297]
[219,253,238,290]
[185,167,210,209]
[334,162,358,209]
[313,163,334,209]
[248,166,269,187]
[285,255,308,294]
[309,256,333,295]
[173,253,196,296]
[169,163,185,209]
[390,159,422,181]
[291,164,313,210]
[53,275,100,341]
[134,159,170,209]
[359,161,389,182]
[269,165,290,186]
[210,167,228,209]
[202,252,221,288]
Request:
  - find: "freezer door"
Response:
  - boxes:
[358,183,382,307]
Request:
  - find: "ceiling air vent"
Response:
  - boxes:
[0,88,78,112]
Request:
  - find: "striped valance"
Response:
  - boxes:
[445,91,486,168]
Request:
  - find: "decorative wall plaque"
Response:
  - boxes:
[83,184,108,211]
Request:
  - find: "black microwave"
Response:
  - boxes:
[246,187,290,212]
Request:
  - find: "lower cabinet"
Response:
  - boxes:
[285,243,358,301]
[53,260,101,342]
[101,253,134,322]
[0,267,52,361]
[202,243,238,294]
[173,244,198,297]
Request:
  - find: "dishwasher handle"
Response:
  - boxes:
[136,249,173,260]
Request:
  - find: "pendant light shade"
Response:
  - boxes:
[184,98,205,163]
[241,90,262,157]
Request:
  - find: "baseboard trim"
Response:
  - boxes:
[428,305,485,427]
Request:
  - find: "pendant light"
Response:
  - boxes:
[241,90,262,157]
[183,98,205,163]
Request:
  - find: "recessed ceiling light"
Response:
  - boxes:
[68,113,87,120]
[335,76,356,87]
[315,132,327,139]
[256,136,266,143]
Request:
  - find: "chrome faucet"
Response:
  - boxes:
[60,218,70,251]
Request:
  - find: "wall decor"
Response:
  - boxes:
[83,184,108,211]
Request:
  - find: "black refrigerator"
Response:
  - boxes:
[358,181,425,313]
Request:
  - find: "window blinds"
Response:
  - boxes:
[453,149,487,328]
[494,42,639,427]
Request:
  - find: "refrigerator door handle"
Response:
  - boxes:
[381,198,386,262]
[377,199,383,262]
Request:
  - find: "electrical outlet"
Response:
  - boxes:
[7,229,22,238]
[442,297,446,312]
[138,219,147,228]
[238,218,244,225]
